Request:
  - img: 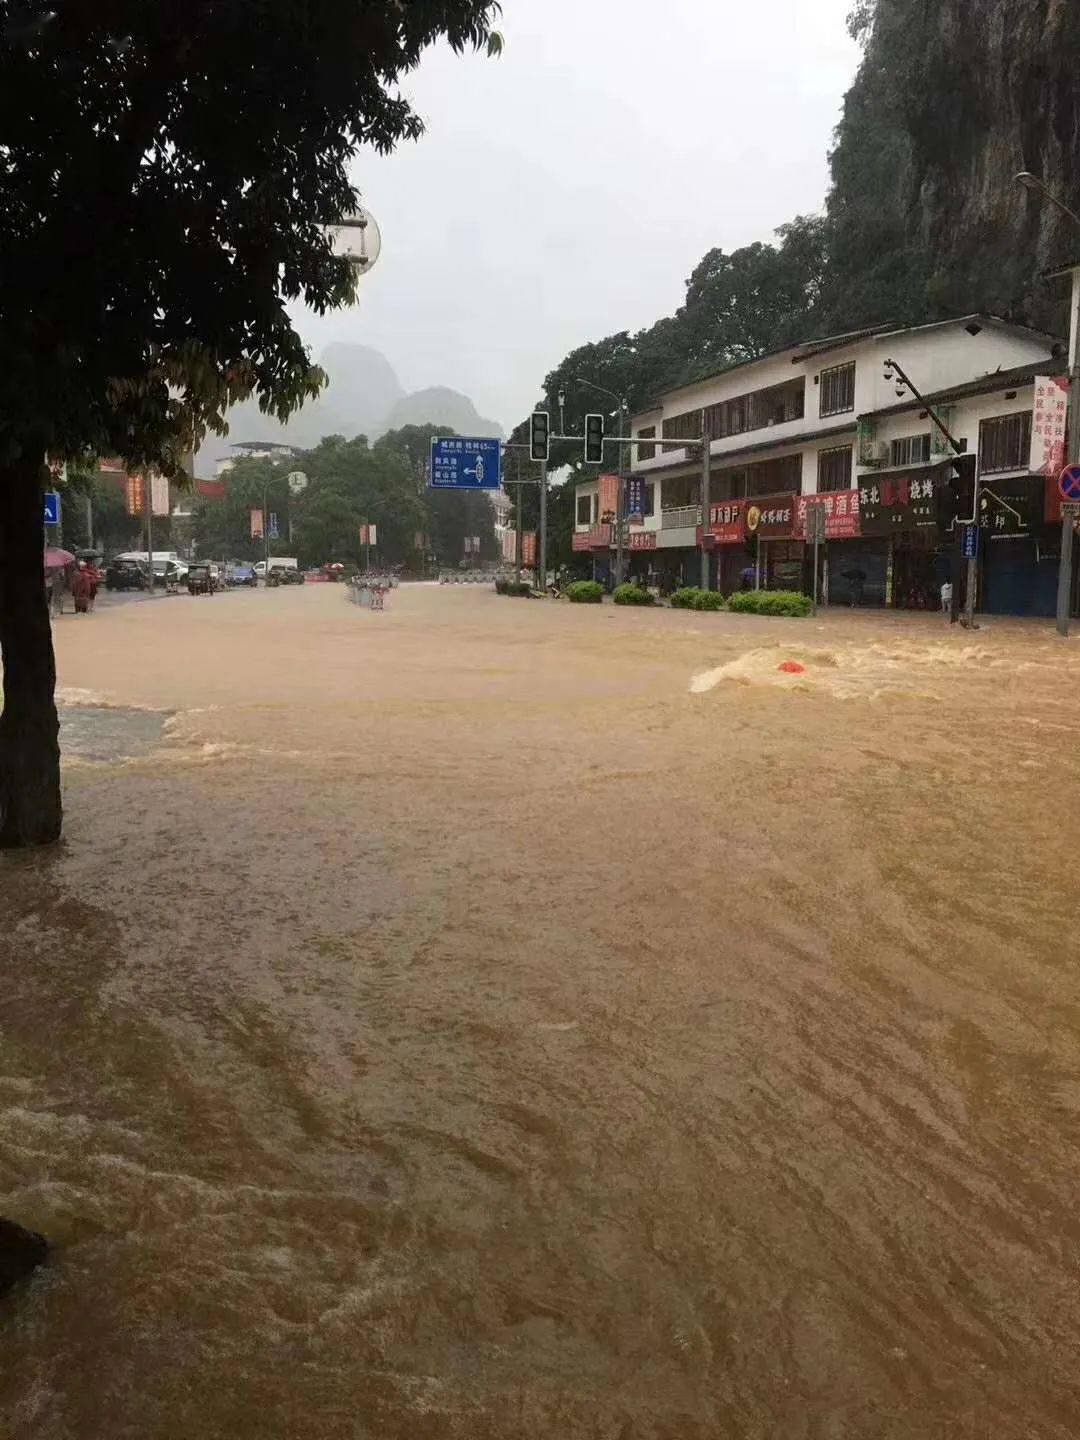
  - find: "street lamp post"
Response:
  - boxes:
[1015,171,1080,636]
[883,358,970,623]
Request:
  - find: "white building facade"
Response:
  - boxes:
[572,317,1067,613]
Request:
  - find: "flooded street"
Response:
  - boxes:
[3,582,1080,1438]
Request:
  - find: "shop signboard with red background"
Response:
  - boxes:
[522,531,537,566]
[597,473,619,518]
[745,494,796,539]
[857,469,937,535]
[793,489,861,540]
[699,493,797,545]
[627,530,656,551]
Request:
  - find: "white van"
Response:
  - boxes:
[253,557,298,578]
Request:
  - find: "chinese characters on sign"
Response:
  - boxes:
[745,496,795,539]
[429,436,501,489]
[979,478,1038,536]
[250,507,264,538]
[1029,376,1069,478]
[793,489,861,540]
[858,470,938,535]
[126,474,145,517]
[522,531,537,566]
[625,477,645,518]
[627,530,656,551]
[708,499,745,544]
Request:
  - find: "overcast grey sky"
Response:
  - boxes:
[292,0,861,432]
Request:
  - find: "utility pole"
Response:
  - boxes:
[614,398,627,587]
[1057,266,1080,636]
[514,453,523,586]
[699,412,712,591]
[143,473,154,592]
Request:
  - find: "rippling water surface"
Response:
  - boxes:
[3,585,1080,1438]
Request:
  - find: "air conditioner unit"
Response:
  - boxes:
[868,441,889,464]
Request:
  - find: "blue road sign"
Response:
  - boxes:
[1059,464,1080,501]
[960,522,978,559]
[429,436,501,490]
[43,491,60,526]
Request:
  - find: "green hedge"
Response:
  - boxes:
[670,587,725,611]
[566,580,603,604]
[727,589,812,617]
[612,583,654,606]
[695,589,726,611]
[494,578,533,596]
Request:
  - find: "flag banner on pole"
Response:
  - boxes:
[150,475,170,517]
[522,531,537,566]
[250,507,264,538]
[368,523,377,546]
[126,474,145,516]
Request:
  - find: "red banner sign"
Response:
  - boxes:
[250,507,264,538]
[597,473,620,518]
[793,489,861,539]
[627,530,656,551]
[522,531,537,566]
[126,474,145,516]
[572,530,593,552]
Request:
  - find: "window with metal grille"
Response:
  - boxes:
[703,378,804,439]
[636,425,656,462]
[576,493,592,525]
[661,410,703,442]
[979,411,1032,474]
[889,433,932,467]
[644,483,655,517]
[746,452,802,496]
[817,445,853,492]
[819,362,855,417]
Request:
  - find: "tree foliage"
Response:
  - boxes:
[193,425,497,569]
[0,0,501,474]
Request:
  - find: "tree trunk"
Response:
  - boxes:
[0,451,62,847]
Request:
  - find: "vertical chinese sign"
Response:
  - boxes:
[522,532,537,566]
[250,508,264,539]
[597,473,620,518]
[126,474,145,516]
[1030,376,1068,478]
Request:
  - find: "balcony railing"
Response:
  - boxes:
[660,505,701,530]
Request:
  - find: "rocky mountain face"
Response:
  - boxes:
[826,0,1080,337]
[198,344,501,471]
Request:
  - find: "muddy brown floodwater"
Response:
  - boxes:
[3,583,1080,1438]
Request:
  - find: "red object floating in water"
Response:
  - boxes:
[778,661,805,674]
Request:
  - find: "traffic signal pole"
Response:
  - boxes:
[538,459,548,591]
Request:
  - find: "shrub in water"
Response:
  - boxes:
[693,590,726,611]
[566,580,603,604]
[670,587,702,609]
[727,589,811,617]
[612,583,654,606]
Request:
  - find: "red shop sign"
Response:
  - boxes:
[793,489,861,540]
[707,498,747,544]
[627,530,656,551]
[745,494,796,539]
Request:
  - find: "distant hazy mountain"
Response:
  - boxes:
[198,345,501,471]
[383,386,502,438]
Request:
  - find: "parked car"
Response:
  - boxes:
[104,558,147,591]
[227,562,257,587]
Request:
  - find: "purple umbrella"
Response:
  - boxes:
[44,547,75,571]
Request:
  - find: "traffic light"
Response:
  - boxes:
[584,412,604,464]
[530,411,550,463]
[938,451,975,528]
